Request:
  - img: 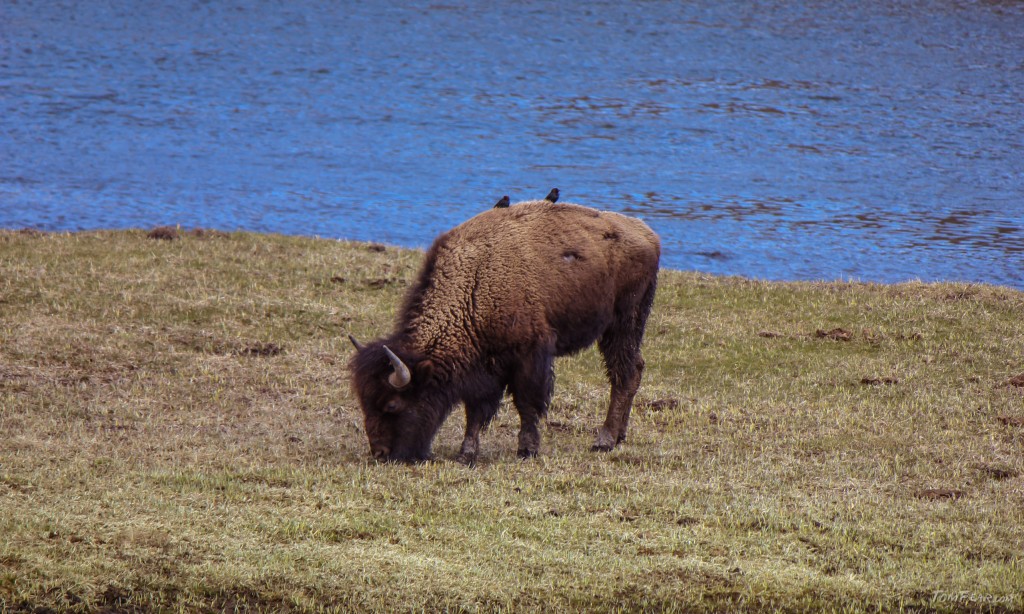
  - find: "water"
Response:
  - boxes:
[2,0,1023,288]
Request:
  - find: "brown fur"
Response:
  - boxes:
[349,200,660,463]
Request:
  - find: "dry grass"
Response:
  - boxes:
[1,229,1022,613]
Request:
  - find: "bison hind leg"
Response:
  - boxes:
[593,278,657,452]
[509,346,555,459]
[591,358,644,452]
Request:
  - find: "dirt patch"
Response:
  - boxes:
[1004,373,1024,388]
[758,331,784,339]
[0,476,35,494]
[896,332,923,341]
[365,278,397,289]
[641,398,680,412]
[330,276,347,284]
[147,226,179,241]
[997,415,1023,427]
[915,488,964,501]
[187,228,229,238]
[976,464,1018,481]
[861,328,882,344]
[366,243,387,252]
[236,342,284,357]
[815,328,852,341]
[861,377,900,386]
[545,420,572,432]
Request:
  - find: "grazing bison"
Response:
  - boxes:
[349,199,660,463]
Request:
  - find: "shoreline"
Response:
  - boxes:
[4,226,1021,293]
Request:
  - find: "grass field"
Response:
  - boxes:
[1,228,1022,612]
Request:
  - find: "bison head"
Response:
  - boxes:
[348,336,448,462]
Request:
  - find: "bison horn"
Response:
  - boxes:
[382,345,412,389]
[348,334,366,351]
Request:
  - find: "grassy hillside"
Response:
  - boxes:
[1,228,1022,612]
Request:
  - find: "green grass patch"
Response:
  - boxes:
[1,229,1022,612]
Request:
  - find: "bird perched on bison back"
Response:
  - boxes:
[348,199,660,464]
[493,195,510,208]
[544,188,559,203]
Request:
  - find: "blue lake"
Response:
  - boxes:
[2,0,1023,288]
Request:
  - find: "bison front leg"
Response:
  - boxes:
[456,386,504,466]
[510,348,555,459]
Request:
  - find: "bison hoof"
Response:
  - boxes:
[517,448,538,459]
[592,428,618,452]
[455,453,477,467]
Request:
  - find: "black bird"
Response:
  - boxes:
[544,188,560,203]
[493,195,510,209]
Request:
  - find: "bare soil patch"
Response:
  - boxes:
[815,327,852,341]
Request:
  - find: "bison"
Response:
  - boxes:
[349,199,660,463]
